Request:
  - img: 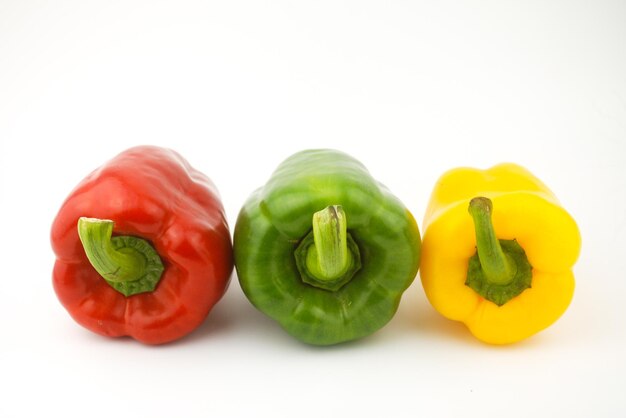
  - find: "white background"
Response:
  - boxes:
[1,1,625,417]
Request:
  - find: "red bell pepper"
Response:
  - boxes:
[51,146,233,344]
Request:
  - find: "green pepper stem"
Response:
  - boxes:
[294,206,361,292]
[468,197,515,285]
[308,205,350,280]
[77,217,164,296]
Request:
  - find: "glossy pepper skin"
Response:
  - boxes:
[234,149,421,345]
[420,163,581,344]
[51,146,233,344]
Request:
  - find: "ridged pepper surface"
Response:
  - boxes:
[51,146,233,344]
[234,149,421,345]
[420,163,581,344]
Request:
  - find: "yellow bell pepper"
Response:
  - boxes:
[420,163,581,344]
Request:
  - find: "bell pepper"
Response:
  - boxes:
[234,149,421,345]
[51,146,233,344]
[420,163,581,344]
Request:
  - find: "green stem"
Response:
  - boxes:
[309,205,350,280]
[294,206,362,292]
[465,197,533,306]
[77,217,164,297]
[468,197,515,285]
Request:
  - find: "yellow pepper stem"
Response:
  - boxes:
[468,197,515,285]
[466,197,533,306]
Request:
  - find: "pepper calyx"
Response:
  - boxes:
[77,217,165,297]
[294,206,361,291]
[465,197,533,306]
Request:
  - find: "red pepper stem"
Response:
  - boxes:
[77,217,164,296]
[468,197,515,285]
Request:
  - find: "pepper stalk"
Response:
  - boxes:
[465,197,533,306]
[295,205,361,291]
[77,217,164,297]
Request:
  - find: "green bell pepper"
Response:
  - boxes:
[234,149,421,345]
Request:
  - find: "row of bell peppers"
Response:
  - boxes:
[51,146,580,346]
